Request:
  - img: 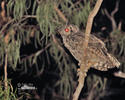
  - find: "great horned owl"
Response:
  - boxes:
[57,24,120,71]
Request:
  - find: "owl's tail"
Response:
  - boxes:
[92,52,120,71]
[107,53,120,68]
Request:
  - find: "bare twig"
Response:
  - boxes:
[73,0,103,100]
[4,53,8,90]
[0,18,15,35]
[104,1,119,31]
[19,15,36,23]
[104,9,117,31]
[70,0,82,9]
[4,51,8,99]
[1,1,6,21]
[54,3,68,23]
[86,81,99,100]
[118,21,122,30]
[111,1,119,17]
[52,34,68,54]
[21,43,51,62]
[114,71,125,79]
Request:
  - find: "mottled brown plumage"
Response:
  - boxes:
[57,24,120,71]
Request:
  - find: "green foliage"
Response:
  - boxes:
[7,38,20,70]
[0,79,17,100]
[0,29,20,70]
[70,1,91,27]
[50,41,76,98]
[87,74,107,92]
[111,30,125,56]
[36,1,59,43]
[7,0,27,20]
[110,30,125,72]
[0,38,6,66]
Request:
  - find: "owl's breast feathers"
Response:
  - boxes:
[63,32,120,71]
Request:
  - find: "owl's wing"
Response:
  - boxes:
[86,34,120,70]
[69,32,107,51]
[69,32,109,63]
[68,32,84,45]
[89,34,107,50]
[65,32,120,70]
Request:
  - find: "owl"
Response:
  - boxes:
[57,24,120,71]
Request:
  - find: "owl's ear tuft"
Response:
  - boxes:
[68,24,79,33]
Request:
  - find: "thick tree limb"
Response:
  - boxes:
[73,0,103,100]
[83,0,103,60]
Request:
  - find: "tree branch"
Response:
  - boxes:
[111,1,119,17]
[54,3,68,23]
[4,51,8,99]
[114,71,125,79]
[73,0,103,100]
[118,21,122,30]
[21,43,51,62]
[83,0,103,57]
[1,1,6,21]
[104,1,119,31]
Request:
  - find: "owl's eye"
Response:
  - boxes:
[65,28,69,32]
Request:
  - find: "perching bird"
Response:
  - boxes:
[57,24,120,71]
